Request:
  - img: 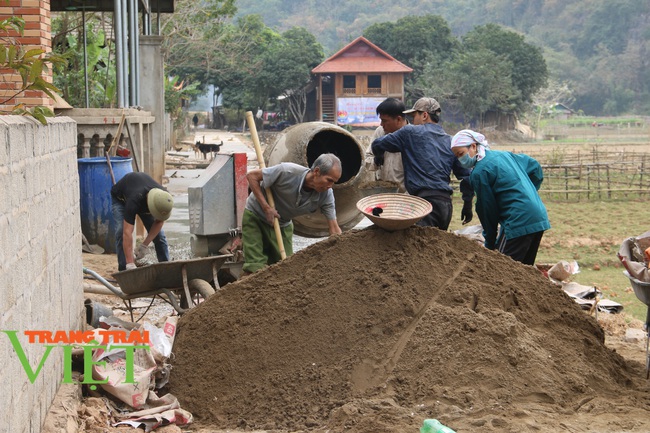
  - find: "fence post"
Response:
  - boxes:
[597,163,602,200]
[587,166,591,200]
[641,155,645,198]
[564,167,569,200]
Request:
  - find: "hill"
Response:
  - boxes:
[234,0,650,116]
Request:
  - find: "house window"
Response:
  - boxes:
[343,75,356,94]
[368,75,381,93]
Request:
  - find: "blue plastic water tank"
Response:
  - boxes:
[78,157,133,253]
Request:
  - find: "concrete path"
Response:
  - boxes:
[192,129,259,169]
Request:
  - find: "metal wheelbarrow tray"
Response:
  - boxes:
[112,255,231,295]
[84,255,231,321]
[623,271,650,379]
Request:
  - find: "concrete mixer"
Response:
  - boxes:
[263,121,372,237]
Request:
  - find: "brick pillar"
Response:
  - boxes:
[0,0,53,110]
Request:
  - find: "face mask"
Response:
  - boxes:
[458,152,477,169]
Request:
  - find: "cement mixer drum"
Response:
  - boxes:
[264,122,367,238]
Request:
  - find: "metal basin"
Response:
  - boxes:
[624,271,650,307]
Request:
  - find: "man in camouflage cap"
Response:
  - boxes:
[371,97,474,230]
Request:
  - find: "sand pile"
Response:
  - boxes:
[170,227,650,432]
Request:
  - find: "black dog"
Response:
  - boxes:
[195,141,222,159]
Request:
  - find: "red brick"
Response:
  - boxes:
[3,29,22,38]
[16,96,51,104]
[14,36,47,45]
[24,90,45,97]
[0,85,15,93]
[13,7,40,14]
[24,22,49,32]
[0,73,23,82]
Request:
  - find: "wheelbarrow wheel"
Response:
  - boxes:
[180,279,215,309]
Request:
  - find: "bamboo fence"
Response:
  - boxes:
[528,148,650,201]
[446,148,650,201]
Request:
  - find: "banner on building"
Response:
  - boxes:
[337,97,383,127]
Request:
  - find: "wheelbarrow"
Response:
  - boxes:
[623,271,650,379]
[83,255,231,321]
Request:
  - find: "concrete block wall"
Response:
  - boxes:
[0,116,83,433]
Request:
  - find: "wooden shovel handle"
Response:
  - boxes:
[245,111,287,260]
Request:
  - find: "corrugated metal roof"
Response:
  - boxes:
[312,36,412,74]
[51,0,173,13]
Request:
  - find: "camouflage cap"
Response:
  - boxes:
[403,97,441,114]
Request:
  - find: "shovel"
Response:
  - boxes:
[82,233,105,254]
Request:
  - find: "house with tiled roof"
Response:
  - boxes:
[311,36,413,127]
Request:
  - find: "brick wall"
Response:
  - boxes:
[0,116,83,433]
[0,0,53,109]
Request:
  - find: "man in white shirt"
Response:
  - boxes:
[365,98,408,192]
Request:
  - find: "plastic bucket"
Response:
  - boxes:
[78,156,133,253]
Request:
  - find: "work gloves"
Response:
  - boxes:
[461,200,473,225]
[135,243,151,260]
[373,155,384,167]
[125,263,137,270]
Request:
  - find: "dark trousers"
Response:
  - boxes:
[497,230,544,265]
[112,201,170,271]
[416,194,453,230]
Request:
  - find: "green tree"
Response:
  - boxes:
[161,0,238,95]
[164,76,201,129]
[52,14,115,108]
[573,0,645,59]
[363,14,458,70]
[462,23,548,111]
[227,14,283,110]
[254,27,324,122]
[412,48,519,124]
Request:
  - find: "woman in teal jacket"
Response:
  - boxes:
[450,130,550,265]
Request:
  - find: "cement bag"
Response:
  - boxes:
[92,341,156,409]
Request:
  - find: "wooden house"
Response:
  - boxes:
[547,103,575,120]
[311,36,412,127]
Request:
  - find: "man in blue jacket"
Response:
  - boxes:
[450,129,550,265]
[371,97,474,230]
